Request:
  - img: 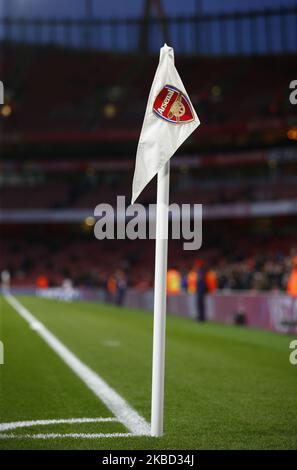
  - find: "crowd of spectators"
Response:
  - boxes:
[214,255,293,292]
[163,252,296,297]
[2,238,296,295]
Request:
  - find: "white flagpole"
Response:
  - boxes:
[151,159,170,437]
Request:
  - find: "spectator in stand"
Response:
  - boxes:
[187,266,198,294]
[195,259,207,322]
[205,268,218,294]
[287,256,297,297]
[181,270,188,291]
[167,267,181,295]
[1,269,11,293]
[36,274,49,289]
[107,274,117,302]
[115,270,127,306]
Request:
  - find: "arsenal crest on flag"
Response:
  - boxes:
[131,44,200,204]
[153,85,195,124]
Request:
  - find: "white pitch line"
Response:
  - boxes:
[0,417,118,432]
[4,295,150,437]
[0,433,133,440]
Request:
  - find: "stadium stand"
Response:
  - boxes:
[1,43,296,148]
[1,9,297,292]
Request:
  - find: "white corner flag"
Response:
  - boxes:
[131,44,200,437]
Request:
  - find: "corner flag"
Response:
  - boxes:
[132,43,199,205]
[131,44,200,437]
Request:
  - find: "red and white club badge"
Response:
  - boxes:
[152,85,195,124]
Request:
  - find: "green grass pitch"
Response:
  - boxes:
[0,295,296,450]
